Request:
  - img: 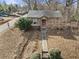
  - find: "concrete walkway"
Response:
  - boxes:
[40,28,48,59]
[41,29,48,51]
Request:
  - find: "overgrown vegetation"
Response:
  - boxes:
[30,52,40,59]
[0,3,18,16]
[72,14,79,21]
[49,48,62,59]
[15,17,32,31]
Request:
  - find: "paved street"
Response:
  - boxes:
[0,17,19,33]
[0,14,27,33]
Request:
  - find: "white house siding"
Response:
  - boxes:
[47,18,64,28]
[31,18,63,28]
[31,18,40,26]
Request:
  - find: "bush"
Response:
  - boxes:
[49,48,62,59]
[30,52,40,59]
[15,17,32,31]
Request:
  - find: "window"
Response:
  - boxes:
[42,19,46,25]
[34,22,37,24]
[32,19,38,25]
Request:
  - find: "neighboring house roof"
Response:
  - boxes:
[27,10,62,18]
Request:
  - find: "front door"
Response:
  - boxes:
[42,19,47,28]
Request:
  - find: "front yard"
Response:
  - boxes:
[0,28,40,59]
[0,28,79,59]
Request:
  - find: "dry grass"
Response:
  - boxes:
[0,27,79,59]
[0,28,40,59]
[48,30,79,59]
[0,28,23,59]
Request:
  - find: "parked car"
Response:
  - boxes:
[0,17,4,21]
[0,12,9,17]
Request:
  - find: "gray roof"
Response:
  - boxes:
[27,10,62,18]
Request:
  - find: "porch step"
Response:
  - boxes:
[42,51,49,59]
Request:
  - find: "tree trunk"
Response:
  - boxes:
[77,0,79,14]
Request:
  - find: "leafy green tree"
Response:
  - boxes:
[66,0,73,7]
[49,48,62,59]
[8,4,17,13]
[30,52,40,59]
[0,2,19,16]
[0,4,3,12]
[15,17,32,31]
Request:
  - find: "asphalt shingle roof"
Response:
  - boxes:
[27,10,62,18]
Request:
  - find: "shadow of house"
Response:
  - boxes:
[48,26,77,40]
[62,27,77,40]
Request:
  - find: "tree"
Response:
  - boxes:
[33,0,38,10]
[22,0,39,10]
[0,4,3,12]
[66,0,73,7]
[49,48,62,59]
[65,0,73,21]
[77,0,79,13]
[44,0,57,10]
[0,1,20,16]
[15,17,32,31]
[0,3,9,16]
[44,0,52,9]
[22,0,31,10]
[30,52,40,59]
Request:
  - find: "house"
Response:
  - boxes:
[27,10,62,29]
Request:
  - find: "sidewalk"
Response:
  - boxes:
[40,28,48,59]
